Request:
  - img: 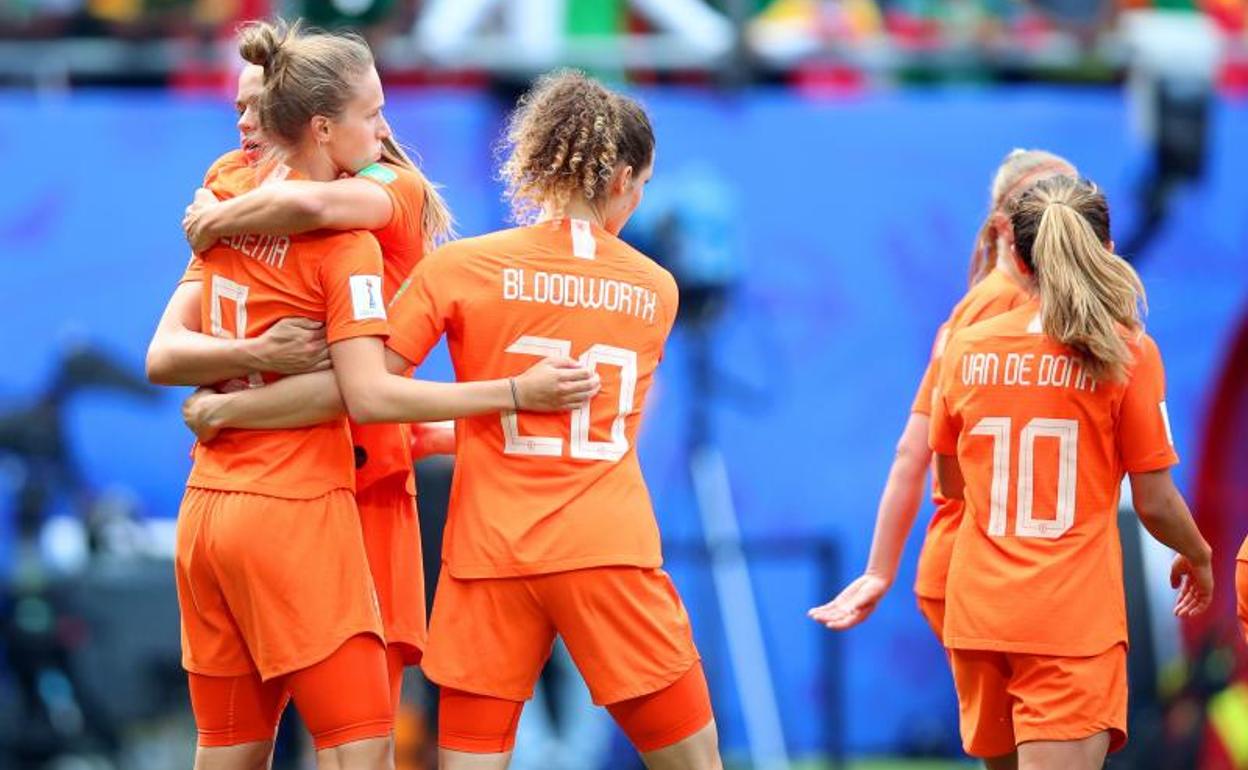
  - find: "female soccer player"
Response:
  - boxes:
[930,175,1212,770]
[148,22,596,770]
[322,70,722,769]
[173,36,458,716]
[809,149,1077,640]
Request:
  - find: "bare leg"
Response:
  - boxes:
[193,741,275,770]
[639,721,723,770]
[315,735,395,770]
[984,750,1018,770]
[439,748,513,770]
[1018,732,1110,770]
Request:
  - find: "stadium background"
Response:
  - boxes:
[0,1,1246,768]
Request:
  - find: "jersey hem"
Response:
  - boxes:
[186,476,353,500]
[944,634,1127,657]
[446,553,663,579]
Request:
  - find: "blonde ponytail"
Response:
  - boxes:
[380,136,456,251]
[1010,177,1146,382]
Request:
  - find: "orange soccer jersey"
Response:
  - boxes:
[931,301,1178,656]
[912,268,1032,602]
[185,217,389,498]
[350,161,428,494]
[387,218,679,578]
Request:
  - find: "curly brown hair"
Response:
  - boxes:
[499,70,654,223]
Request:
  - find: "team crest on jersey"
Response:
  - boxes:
[357,163,397,185]
[350,274,386,321]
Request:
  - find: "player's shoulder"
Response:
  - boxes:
[356,161,421,194]
[304,228,381,259]
[597,229,675,291]
[203,149,248,184]
[948,303,1036,351]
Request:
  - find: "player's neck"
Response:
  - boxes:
[283,148,339,183]
[543,198,606,229]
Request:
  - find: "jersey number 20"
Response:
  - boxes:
[501,335,638,463]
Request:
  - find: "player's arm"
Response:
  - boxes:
[329,336,598,424]
[808,413,931,630]
[1129,468,1213,617]
[180,369,343,441]
[146,282,330,386]
[184,178,393,251]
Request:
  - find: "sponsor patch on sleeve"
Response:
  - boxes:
[357,163,398,185]
[350,274,386,321]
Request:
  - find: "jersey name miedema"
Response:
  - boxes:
[387,219,679,578]
[931,302,1177,656]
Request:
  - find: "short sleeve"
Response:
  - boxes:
[320,233,389,344]
[358,163,426,294]
[911,323,950,416]
[386,246,459,367]
[180,254,204,284]
[1117,335,1179,473]
[929,336,963,455]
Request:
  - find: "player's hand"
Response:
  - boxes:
[807,573,891,631]
[182,387,224,443]
[1170,554,1213,618]
[410,421,456,459]
[183,187,221,252]
[254,317,330,375]
[513,357,601,411]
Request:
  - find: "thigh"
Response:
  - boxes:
[541,567,700,706]
[187,670,287,748]
[606,661,714,755]
[1017,733,1110,770]
[439,686,526,754]
[1009,645,1127,754]
[948,648,1016,758]
[284,633,393,752]
[422,572,556,702]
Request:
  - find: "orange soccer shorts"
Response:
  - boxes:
[1237,560,1248,646]
[916,596,946,645]
[189,633,392,750]
[423,566,700,707]
[438,661,712,754]
[949,644,1127,758]
[356,477,427,667]
[175,487,384,680]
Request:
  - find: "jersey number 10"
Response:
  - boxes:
[501,335,638,463]
[969,416,1079,539]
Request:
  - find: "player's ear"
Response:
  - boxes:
[613,164,634,195]
[310,114,332,144]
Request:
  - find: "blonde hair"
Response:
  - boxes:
[379,136,456,250]
[499,69,654,224]
[968,149,1077,286]
[1009,176,1146,382]
[238,19,454,250]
